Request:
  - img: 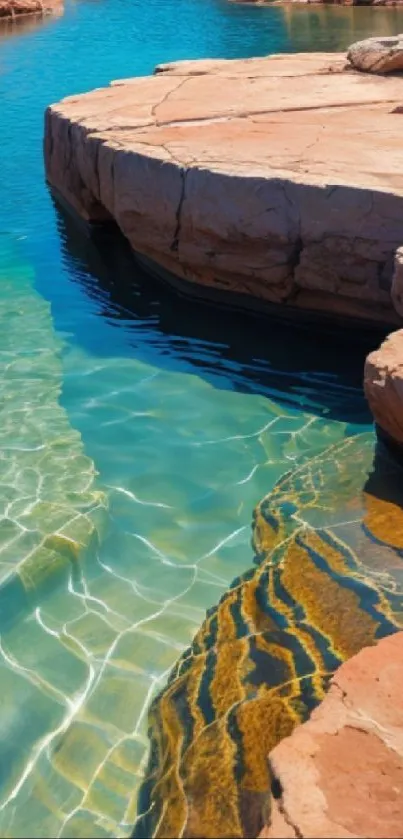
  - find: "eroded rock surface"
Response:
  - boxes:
[0,0,61,17]
[348,34,403,74]
[364,329,403,448]
[45,53,403,326]
[261,632,403,839]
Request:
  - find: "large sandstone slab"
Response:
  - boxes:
[261,632,403,839]
[44,53,403,325]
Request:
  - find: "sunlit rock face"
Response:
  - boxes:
[261,631,403,839]
[132,433,403,839]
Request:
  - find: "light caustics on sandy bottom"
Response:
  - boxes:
[0,238,361,839]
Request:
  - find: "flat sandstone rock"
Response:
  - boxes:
[44,52,403,325]
[261,632,403,839]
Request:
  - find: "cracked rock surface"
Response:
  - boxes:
[260,632,403,839]
[44,52,403,325]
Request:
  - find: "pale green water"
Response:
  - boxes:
[1,0,402,836]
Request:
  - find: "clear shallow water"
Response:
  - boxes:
[1,1,403,836]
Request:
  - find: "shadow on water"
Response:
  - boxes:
[54,197,386,426]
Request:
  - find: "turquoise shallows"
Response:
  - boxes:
[1,1,403,836]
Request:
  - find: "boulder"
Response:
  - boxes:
[364,329,403,448]
[347,34,403,74]
[392,247,403,317]
[261,632,403,839]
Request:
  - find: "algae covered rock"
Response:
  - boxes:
[133,433,403,838]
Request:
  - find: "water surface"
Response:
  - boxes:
[1,0,403,835]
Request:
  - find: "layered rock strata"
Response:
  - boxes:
[45,52,403,326]
[260,632,403,839]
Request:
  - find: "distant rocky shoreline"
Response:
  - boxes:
[0,0,62,19]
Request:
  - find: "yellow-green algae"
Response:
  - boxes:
[133,433,403,839]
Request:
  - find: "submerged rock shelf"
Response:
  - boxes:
[45,51,403,327]
[0,240,108,631]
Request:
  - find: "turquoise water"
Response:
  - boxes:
[1,1,403,836]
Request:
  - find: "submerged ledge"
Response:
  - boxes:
[44,52,403,327]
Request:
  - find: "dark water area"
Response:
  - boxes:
[57,200,381,425]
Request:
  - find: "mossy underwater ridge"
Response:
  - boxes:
[134,432,403,839]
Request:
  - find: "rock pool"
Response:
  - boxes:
[1,1,403,836]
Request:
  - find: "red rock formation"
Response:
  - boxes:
[260,632,403,839]
[44,53,403,327]
[364,330,403,449]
